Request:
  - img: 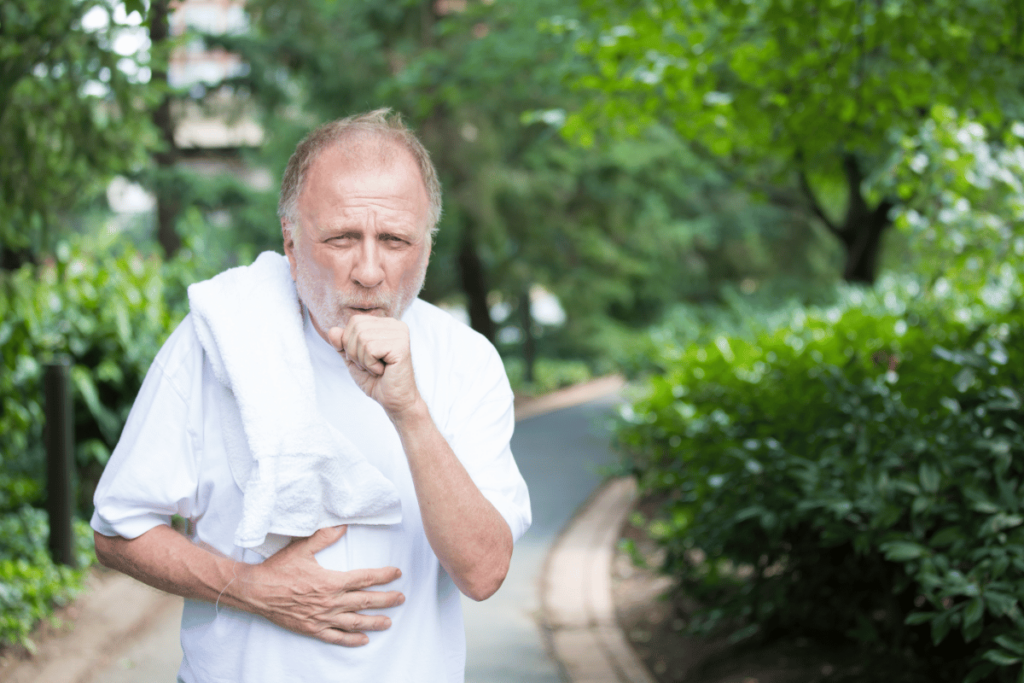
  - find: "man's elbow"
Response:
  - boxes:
[462,574,505,602]
[93,531,122,569]
[461,554,511,602]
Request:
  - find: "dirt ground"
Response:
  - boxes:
[612,500,868,683]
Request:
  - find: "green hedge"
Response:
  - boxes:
[0,241,178,510]
[0,505,95,649]
[0,240,182,647]
[618,298,1024,682]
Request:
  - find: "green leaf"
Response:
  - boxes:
[930,526,964,547]
[964,597,984,628]
[932,612,953,645]
[919,462,940,494]
[123,0,146,19]
[904,611,937,625]
[964,662,998,683]
[954,368,977,392]
[995,634,1024,657]
[962,597,984,641]
[881,541,929,562]
[983,649,1022,666]
[986,592,1019,618]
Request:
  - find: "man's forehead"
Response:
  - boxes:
[312,135,415,177]
[298,138,430,229]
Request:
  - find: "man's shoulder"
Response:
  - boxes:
[405,299,497,359]
[405,299,513,423]
[150,314,205,388]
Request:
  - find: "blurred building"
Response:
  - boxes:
[108,0,269,220]
[168,0,264,157]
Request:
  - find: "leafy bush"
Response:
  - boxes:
[618,298,1024,682]
[0,239,180,511]
[0,238,183,648]
[0,503,95,649]
[503,356,593,396]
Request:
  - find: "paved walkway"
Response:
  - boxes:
[4,376,635,683]
[464,385,626,682]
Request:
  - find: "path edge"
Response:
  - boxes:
[540,476,657,683]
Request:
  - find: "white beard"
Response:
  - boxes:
[293,247,428,331]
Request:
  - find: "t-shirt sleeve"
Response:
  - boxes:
[444,341,531,544]
[90,318,203,540]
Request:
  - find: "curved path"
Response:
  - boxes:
[463,383,626,682]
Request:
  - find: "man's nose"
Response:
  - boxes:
[351,238,385,288]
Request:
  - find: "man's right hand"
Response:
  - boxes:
[94,524,404,648]
[236,526,405,646]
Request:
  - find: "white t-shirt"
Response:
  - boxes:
[91,299,531,683]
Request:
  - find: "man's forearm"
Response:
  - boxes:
[94,525,404,645]
[391,399,514,602]
[95,525,248,606]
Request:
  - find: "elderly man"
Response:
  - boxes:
[91,110,531,682]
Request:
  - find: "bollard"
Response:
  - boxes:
[44,360,76,567]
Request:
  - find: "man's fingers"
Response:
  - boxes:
[346,335,387,376]
[339,589,405,613]
[339,318,402,377]
[309,603,399,647]
[342,566,402,590]
[327,326,344,351]
[315,629,370,647]
[339,612,392,632]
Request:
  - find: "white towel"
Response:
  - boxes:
[187,251,401,557]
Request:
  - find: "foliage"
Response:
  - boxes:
[566,0,1024,282]
[618,289,1024,681]
[222,0,839,369]
[869,107,1024,305]
[0,236,188,647]
[0,0,159,265]
[0,238,180,511]
[0,504,95,649]
[503,357,593,397]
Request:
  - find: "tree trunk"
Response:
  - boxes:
[837,155,893,285]
[0,244,34,271]
[840,206,891,283]
[149,0,181,259]
[520,287,535,384]
[458,223,495,342]
[798,153,893,285]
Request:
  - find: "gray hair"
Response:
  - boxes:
[278,108,442,236]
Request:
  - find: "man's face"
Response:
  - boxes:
[283,142,432,338]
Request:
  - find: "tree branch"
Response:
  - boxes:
[795,150,840,237]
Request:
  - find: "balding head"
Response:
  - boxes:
[278,109,442,239]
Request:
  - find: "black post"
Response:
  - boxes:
[44,360,75,567]
[520,288,536,384]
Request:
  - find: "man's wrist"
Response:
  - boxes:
[388,396,432,434]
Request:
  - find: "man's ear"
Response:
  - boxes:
[282,219,298,281]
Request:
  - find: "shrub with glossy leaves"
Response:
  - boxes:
[0,240,179,510]
[618,299,1024,682]
[0,239,181,647]
[0,506,94,648]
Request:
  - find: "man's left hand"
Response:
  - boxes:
[328,315,421,419]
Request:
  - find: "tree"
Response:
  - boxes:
[0,0,157,269]
[147,0,182,258]
[209,0,838,374]
[566,0,1024,283]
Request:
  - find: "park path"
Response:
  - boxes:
[82,381,625,683]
